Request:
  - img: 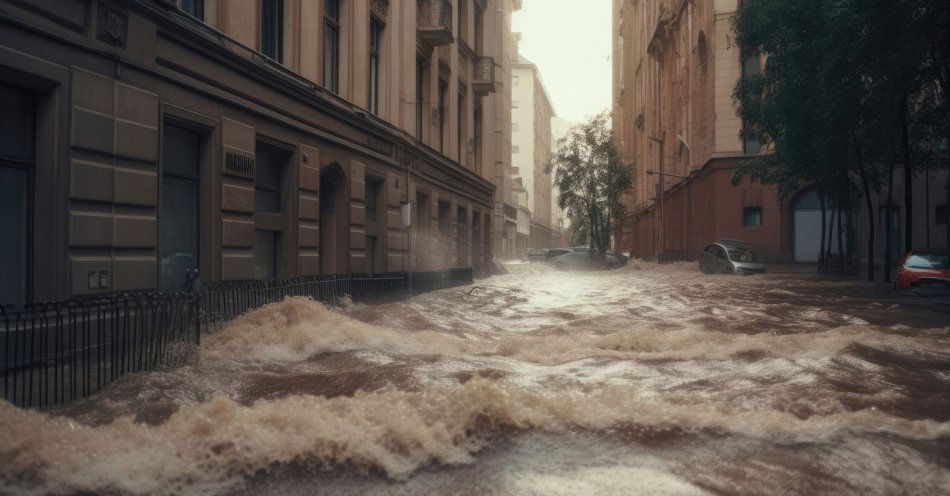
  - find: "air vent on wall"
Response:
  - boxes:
[224,148,255,179]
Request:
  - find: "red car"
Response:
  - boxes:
[896,250,950,291]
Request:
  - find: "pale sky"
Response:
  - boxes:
[511,0,612,125]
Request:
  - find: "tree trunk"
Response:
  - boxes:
[837,202,845,276]
[884,158,896,284]
[857,149,875,281]
[819,190,828,274]
[900,95,914,255]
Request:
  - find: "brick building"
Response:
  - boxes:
[611,0,948,265]
[0,0,519,307]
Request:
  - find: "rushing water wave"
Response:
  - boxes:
[2,262,949,495]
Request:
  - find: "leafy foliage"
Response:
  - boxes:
[548,112,633,261]
[732,0,950,279]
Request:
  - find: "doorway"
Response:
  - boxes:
[320,166,349,274]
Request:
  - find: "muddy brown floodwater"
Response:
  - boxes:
[2,262,950,495]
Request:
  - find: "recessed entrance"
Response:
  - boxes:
[320,165,349,274]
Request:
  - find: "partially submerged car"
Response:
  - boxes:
[897,250,950,295]
[551,251,627,270]
[699,241,767,275]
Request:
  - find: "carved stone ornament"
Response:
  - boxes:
[97,4,128,48]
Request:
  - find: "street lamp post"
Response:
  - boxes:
[648,134,665,260]
[646,166,690,262]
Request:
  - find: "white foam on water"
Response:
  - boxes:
[2,378,949,496]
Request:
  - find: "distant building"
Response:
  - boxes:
[0,0,520,307]
[611,0,948,264]
[512,54,556,252]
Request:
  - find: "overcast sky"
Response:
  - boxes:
[511,0,612,125]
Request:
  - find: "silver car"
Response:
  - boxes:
[699,241,767,275]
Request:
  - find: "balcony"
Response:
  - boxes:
[418,0,453,46]
[473,56,497,96]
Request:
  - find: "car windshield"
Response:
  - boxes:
[906,253,950,269]
[727,248,760,263]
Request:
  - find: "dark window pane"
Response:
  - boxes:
[254,229,278,280]
[163,124,200,178]
[744,207,763,227]
[0,166,28,307]
[936,204,947,226]
[261,0,284,62]
[0,84,33,161]
[324,24,339,93]
[180,0,204,20]
[325,0,339,21]
[255,190,281,213]
[365,178,380,223]
[255,144,283,213]
[160,176,199,290]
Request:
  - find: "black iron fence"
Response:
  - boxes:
[1,268,473,408]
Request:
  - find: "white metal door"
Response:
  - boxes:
[794,210,821,262]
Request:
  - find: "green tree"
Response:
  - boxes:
[732,0,949,281]
[549,112,633,264]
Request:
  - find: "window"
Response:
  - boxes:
[369,18,382,114]
[741,50,762,155]
[416,59,426,139]
[0,83,32,307]
[438,200,451,235]
[261,0,284,62]
[512,100,519,108]
[744,207,763,227]
[365,176,382,223]
[512,122,519,132]
[160,123,201,290]
[936,204,947,226]
[474,102,482,174]
[324,0,341,93]
[416,192,430,233]
[458,92,465,162]
[253,229,278,280]
[179,0,204,20]
[512,145,520,154]
[438,79,448,153]
[512,76,520,87]
[255,144,284,213]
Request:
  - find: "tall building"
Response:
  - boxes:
[511,54,556,251]
[0,0,517,306]
[612,0,948,265]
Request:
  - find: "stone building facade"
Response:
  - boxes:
[0,0,517,307]
[612,0,948,266]
[511,54,555,252]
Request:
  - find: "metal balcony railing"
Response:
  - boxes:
[473,56,497,96]
[418,0,453,46]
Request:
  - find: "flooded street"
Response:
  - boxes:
[2,262,950,495]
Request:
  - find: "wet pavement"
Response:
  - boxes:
[2,262,949,495]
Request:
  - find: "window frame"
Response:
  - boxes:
[260,0,284,62]
[369,16,382,115]
[159,121,203,291]
[178,0,204,21]
[324,0,341,93]
[743,207,763,227]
